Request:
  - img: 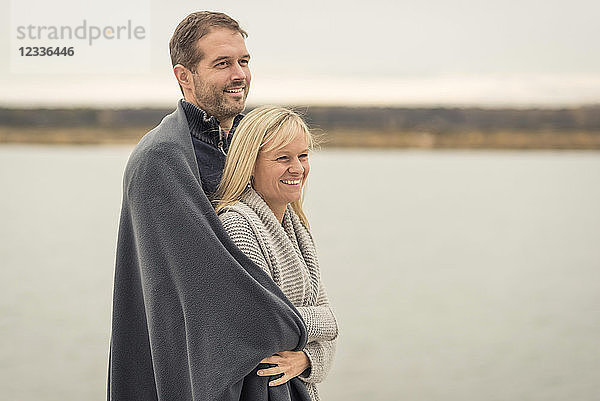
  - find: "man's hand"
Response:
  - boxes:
[257,351,310,386]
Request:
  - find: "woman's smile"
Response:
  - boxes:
[280,179,302,185]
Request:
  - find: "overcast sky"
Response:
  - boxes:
[1,0,599,107]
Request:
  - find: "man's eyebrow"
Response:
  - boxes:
[210,54,251,64]
[210,56,231,64]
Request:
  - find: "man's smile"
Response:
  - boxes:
[224,87,244,94]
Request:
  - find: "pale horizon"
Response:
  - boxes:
[1,0,599,108]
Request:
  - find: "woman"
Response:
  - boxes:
[215,106,339,401]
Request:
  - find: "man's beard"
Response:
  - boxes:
[193,77,248,122]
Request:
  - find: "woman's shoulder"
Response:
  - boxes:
[218,207,260,252]
[218,200,267,238]
[219,202,255,226]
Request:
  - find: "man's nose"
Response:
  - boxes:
[231,63,247,81]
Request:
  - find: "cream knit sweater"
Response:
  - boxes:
[219,188,338,401]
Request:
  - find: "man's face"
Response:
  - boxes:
[190,28,251,121]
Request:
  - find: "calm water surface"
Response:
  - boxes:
[1,146,599,400]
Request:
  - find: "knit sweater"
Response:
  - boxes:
[219,188,338,401]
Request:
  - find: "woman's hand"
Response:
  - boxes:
[258,351,310,386]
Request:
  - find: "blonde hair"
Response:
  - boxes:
[214,105,314,226]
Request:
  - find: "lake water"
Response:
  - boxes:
[1,146,599,400]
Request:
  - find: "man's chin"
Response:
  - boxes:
[225,99,246,115]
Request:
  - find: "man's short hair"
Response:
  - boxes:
[169,11,248,72]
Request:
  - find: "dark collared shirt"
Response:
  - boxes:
[181,100,244,196]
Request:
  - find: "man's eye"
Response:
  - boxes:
[239,59,249,66]
[215,61,228,67]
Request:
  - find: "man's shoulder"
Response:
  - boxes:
[125,105,192,178]
[137,107,184,149]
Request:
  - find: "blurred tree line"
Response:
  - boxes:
[1,105,599,133]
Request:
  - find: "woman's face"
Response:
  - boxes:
[253,132,310,215]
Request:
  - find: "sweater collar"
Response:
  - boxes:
[240,187,294,228]
[180,99,245,149]
[238,187,317,302]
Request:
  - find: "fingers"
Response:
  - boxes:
[267,373,288,387]
[257,351,300,387]
[257,365,282,377]
[260,355,282,364]
[257,365,290,386]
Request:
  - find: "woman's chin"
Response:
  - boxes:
[287,191,303,204]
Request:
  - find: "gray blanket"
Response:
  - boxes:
[108,102,311,401]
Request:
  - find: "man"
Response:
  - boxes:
[169,12,250,195]
[108,12,311,401]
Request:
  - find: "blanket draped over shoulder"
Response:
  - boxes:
[108,102,311,401]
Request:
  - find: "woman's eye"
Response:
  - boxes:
[299,153,309,159]
[276,156,289,161]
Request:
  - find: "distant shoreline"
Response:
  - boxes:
[2,105,599,149]
[2,127,599,150]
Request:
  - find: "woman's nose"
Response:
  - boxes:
[289,159,304,174]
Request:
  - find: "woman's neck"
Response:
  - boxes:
[267,204,286,224]
[252,188,286,224]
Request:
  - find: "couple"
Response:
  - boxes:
[108,11,338,401]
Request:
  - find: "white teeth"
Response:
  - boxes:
[281,179,301,185]
[225,88,243,93]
